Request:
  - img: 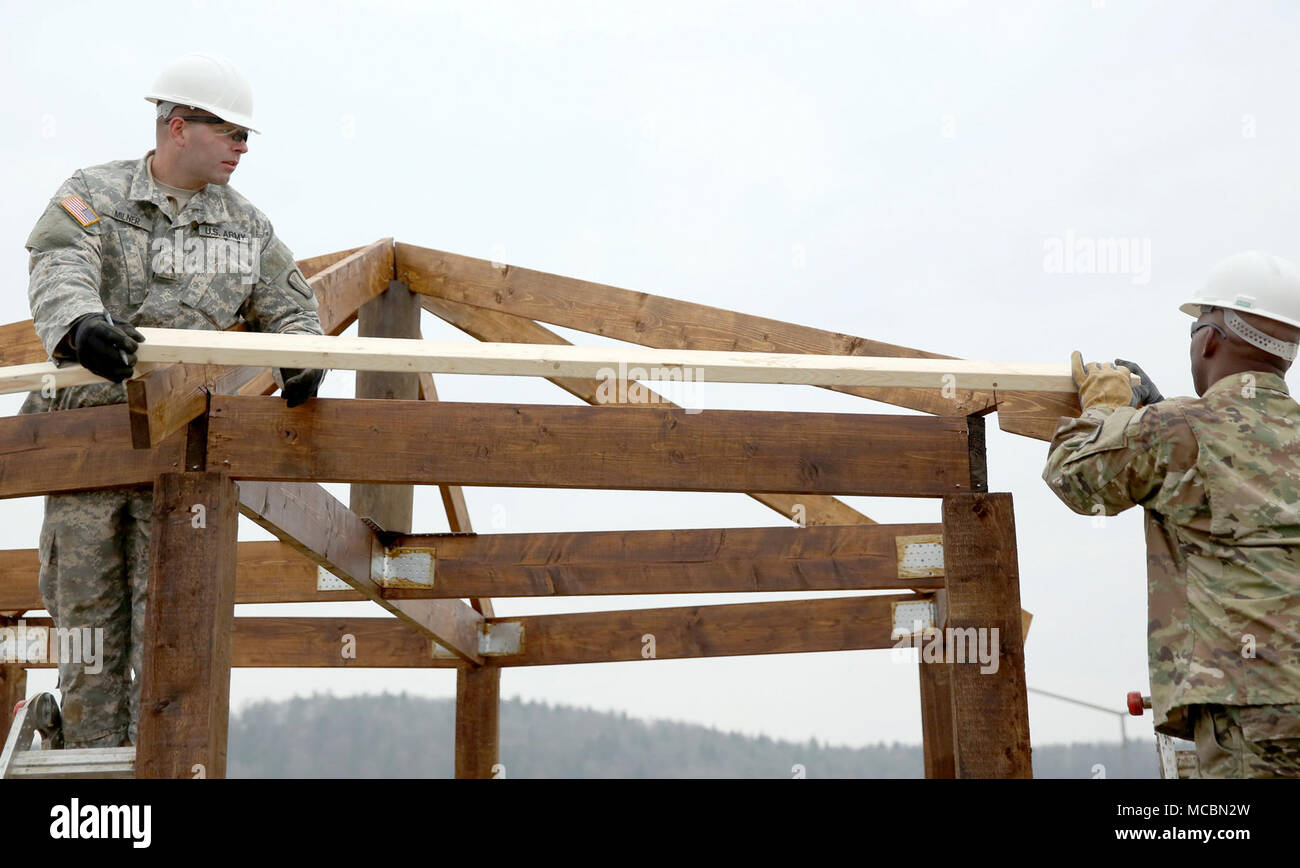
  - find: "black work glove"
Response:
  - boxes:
[69,313,144,382]
[280,368,324,408]
[1114,358,1164,408]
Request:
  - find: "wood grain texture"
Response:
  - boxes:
[0,541,364,609]
[397,243,996,416]
[11,616,462,669]
[384,523,944,598]
[0,523,944,605]
[941,493,1032,779]
[235,480,483,663]
[484,594,916,666]
[0,403,187,499]
[297,244,366,280]
[351,281,421,533]
[209,395,976,496]
[455,666,500,779]
[421,294,876,527]
[136,472,239,779]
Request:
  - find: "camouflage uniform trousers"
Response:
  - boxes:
[37,485,153,749]
[1190,703,1300,779]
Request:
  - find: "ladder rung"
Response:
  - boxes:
[9,747,136,779]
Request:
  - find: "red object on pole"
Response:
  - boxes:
[1126,691,1145,716]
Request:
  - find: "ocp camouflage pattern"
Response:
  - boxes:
[1043,371,1300,739]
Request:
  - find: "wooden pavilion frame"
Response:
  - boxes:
[0,238,1076,778]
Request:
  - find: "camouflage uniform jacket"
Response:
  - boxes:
[1042,371,1300,738]
[21,150,322,413]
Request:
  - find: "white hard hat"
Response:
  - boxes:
[1180,250,1300,329]
[144,53,258,133]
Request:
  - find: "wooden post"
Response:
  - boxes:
[941,492,1032,778]
[350,280,420,533]
[1,662,26,746]
[918,591,956,778]
[136,471,239,778]
[455,665,500,778]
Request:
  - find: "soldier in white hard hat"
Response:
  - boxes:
[21,53,326,749]
[1043,251,1300,778]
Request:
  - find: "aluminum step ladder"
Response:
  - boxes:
[1,693,134,779]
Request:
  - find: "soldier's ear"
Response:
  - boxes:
[1200,327,1220,359]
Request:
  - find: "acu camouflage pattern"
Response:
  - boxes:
[1042,371,1300,741]
[21,152,323,747]
[38,488,152,748]
[21,149,322,414]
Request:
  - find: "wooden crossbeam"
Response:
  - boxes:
[11,617,461,669]
[0,521,942,607]
[123,239,395,449]
[386,523,945,598]
[0,403,187,499]
[235,480,484,664]
[482,594,916,666]
[208,395,979,497]
[11,596,912,667]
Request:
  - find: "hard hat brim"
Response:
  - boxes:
[1180,298,1300,330]
[145,94,259,134]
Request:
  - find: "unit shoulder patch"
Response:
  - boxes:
[59,195,99,227]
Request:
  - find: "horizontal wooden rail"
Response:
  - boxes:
[208,396,980,496]
[0,327,1125,395]
[0,524,945,609]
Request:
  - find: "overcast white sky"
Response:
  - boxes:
[3,0,1299,761]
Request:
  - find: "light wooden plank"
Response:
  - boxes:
[396,242,996,417]
[3,328,1107,395]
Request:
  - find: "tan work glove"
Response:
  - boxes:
[1071,350,1132,412]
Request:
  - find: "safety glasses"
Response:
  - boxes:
[1190,320,1227,340]
[180,116,249,144]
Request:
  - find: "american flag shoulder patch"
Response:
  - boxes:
[59,195,99,227]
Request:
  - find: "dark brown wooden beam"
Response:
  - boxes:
[0,522,943,607]
[12,616,462,669]
[235,480,483,663]
[209,396,977,497]
[941,493,1032,778]
[918,588,956,779]
[136,472,239,779]
[484,594,916,667]
[386,523,944,598]
[1,659,26,748]
[0,404,187,499]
